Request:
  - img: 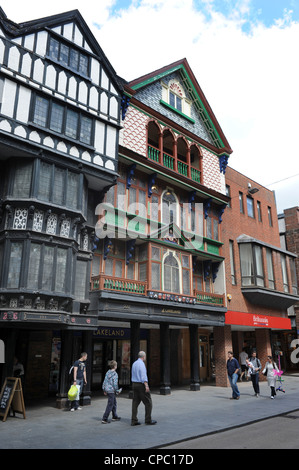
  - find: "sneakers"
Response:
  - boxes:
[102,419,109,424]
[112,416,121,421]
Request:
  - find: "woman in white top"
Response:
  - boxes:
[262,356,279,399]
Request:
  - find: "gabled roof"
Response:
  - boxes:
[127,58,232,154]
[0,8,123,93]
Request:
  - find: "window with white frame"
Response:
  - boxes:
[161,79,191,117]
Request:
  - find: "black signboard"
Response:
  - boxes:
[0,377,26,422]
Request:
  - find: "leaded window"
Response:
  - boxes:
[7,242,22,289]
[163,251,180,293]
[32,95,93,145]
[48,36,89,77]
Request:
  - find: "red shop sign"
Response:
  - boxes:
[226,311,291,330]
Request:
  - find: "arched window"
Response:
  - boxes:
[162,190,178,225]
[162,129,175,170]
[147,121,160,162]
[163,251,181,293]
[177,137,188,163]
[190,144,201,183]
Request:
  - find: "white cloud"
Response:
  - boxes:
[0,0,298,211]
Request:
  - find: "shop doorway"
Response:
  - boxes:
[92,340,113,389]
[199,335,208,380]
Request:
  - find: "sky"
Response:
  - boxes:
[1,0,298,214]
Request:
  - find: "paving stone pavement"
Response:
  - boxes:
[1,375,299,449]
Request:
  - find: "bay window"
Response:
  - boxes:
[239,243,264,287]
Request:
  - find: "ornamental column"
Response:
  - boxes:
[160,323,171,395]
[189,324,200,390]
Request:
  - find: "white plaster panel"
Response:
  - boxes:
[45,64,57,89]
[16,86,31,123]
[106,126,116,159]
[7,46,20,72]
[33,58,44,83]
[21,53,32,77]
[24,34,35,51]
[35,31,48,57]
[94,121,105,154]
[90,58,100,86]
[2,79,17,118]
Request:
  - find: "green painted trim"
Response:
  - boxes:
[131,65,183,91]
[130,64,225,148]
[119,152,228,205]
[129,102,220,157]
[160,100,195,123]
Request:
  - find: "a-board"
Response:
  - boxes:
[0,377,26,422]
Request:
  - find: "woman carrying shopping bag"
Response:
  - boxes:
[262,356,279,399]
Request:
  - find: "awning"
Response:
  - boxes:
[226,311,292,330]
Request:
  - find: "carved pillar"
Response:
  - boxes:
[189,324,200,391]
[56,330,73,409]
[160,323,171,395]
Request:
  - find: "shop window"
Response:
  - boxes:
[246,196,254,218]
[12,162,33,198]
[229,240,236,285]
[48,36,89,77]
[161,79,191,117]
[266,248,275,289]
[7,242,23,289]
[239,192,244,214]
[268,206,273,226]
[37,162,80,211]
[163,251,180,293]
[239,243,264,287]
[75,260,88,300]
[281,255,289,293]
[290,258,298,294]
[257,201,262,222]
[32,95,93,146]
[162,190,178,225]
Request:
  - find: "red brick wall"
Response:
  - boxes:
[223,166,289,317]
[214,325,232,387]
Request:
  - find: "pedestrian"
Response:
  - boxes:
[262,356,279,399]
[249,350,261,397]
[71,352,87,411]
[131,351,157,426]
[102,360,122,423]
[227,351,240,400]
[239,348,248,381]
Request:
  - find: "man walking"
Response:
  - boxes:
[131,351,157,426]
[71,352,87,411]
[227,351,240,400]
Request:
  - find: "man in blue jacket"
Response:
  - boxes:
[227,351,240,400]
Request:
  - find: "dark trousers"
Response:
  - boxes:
[131,382,152,424]
[251,374,260,394]
[103,393,118,420]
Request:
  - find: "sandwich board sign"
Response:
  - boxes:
[0,377,26,422]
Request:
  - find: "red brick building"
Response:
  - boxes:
[279,207,299,334]
[217,167,299,387]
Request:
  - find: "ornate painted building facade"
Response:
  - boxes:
[90,59,233,392]
[0,8,122,405]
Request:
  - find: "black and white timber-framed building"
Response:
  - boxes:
[0,8,123,406]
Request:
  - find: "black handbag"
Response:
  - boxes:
[263,367,268,376]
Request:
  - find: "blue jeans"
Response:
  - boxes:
[73,378,84,409]
[228,373,240,398]
[103,393,118,420]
